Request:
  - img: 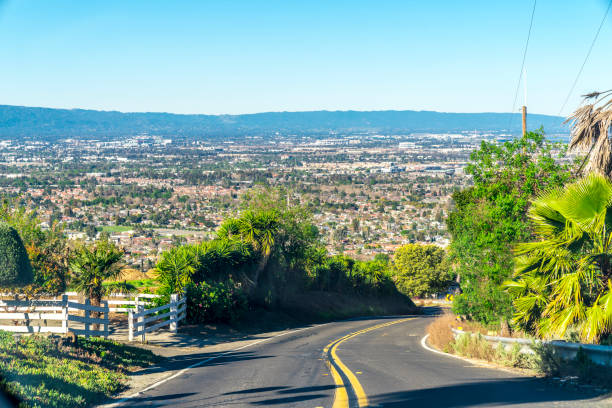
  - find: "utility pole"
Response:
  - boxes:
[522,68,527,136]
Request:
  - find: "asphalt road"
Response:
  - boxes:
[119,312,612,407]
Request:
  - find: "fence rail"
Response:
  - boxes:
[0,292,183,340]
[128,294,186,342]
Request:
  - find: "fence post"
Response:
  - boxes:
[128,309,134,342]
[137,304,145,343]
[103,300,109,338]
[61,294,68,334]
[170,294,178,333]
[84,298,90,337]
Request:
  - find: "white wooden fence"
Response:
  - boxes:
[0,294,108,337]
[0,292,185,340]
[105,293,157,313]
[128,294,186,342]
[67,298,110,337]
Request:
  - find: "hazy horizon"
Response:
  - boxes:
[0,0,610,116]
[0,103,567,118]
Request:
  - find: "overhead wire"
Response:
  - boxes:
[558,0,612,116]
[509,0,537,132]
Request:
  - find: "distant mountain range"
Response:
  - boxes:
[0,105,569,140]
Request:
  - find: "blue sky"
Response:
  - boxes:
[0,0,610,116]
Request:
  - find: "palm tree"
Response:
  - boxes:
[70,239,129,329]
[567,89,612,177]
[216,210,279,289]
[154,246,196,295]
[506,173,612,343]
[216,218,241,240]
[238,210,278,286]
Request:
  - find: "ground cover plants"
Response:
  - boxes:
[0,331,160,407]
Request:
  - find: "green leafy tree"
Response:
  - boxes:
[0,223,33,288]
[447,130,575,324]
[0,203,70,293]
[506,173,612,343]
[392,244,449,297]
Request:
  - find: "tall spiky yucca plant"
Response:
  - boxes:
[506,173,612,343]
[567,90,612,177]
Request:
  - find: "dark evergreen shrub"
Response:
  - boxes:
[0,223,33,287]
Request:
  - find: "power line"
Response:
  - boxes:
[558,0,612,116]
[509,0,537,131]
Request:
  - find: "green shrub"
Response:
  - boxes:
[0,223,33,287]
[0,330,159,407]
[495,342,539,369]
[533,343,563,376]
[308,255,398,296]
[185,280,248,323]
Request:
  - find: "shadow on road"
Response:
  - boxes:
[120,384,336,407]
[129,350,274,378]
[121,392,197,407]
[368,378,608,407]
[231,384,336,406]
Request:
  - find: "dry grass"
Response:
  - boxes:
[426,314,540,371]
[452,332,497,361]
[426,313,456,352]
[427,314,530,354]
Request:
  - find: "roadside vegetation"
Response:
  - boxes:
[0,183,428,405]
[446,113,612,345]
[0,182,434,330]
[427,91,612,388]
[152,187,420,324]
[0,331,160,408]
[427,313,612,389]
[447,129,575,325]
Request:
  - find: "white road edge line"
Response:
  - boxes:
[420,334,469,361]
[104,324,325,407]
[420,334,531,374]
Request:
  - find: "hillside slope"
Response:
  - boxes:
[0,104,568,140]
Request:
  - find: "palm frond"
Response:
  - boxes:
[567,91,612,177]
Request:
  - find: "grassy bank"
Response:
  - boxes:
[0,332,161,408]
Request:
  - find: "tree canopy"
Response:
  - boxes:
[447,130,575,324]
[392,244,449,298]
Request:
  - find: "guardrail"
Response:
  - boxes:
[451,328,612,366]
[128,294,186,342]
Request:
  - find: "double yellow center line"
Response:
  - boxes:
[323,318,413,408]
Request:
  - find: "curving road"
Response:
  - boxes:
[119,311,611,407]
